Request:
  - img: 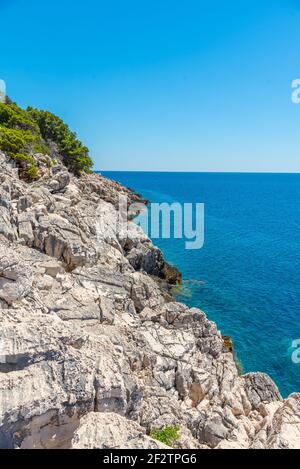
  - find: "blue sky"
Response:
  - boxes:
[1,0,300,171]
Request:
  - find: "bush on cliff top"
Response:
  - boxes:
[27,107,93,175]
[0,101,39,133]
[0,100,93,180]
[0,127,43,180]
[150,425,180,447]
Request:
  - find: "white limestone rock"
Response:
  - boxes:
[72,413,169,449]
[0,151,300,450]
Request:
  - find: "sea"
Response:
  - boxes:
[102,171,300,397]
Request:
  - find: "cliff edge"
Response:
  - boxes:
[0,151,300,449]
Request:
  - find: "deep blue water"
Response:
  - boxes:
[102,171,300,397]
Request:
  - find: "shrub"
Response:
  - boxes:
[27,107,93,175]
[0,100,93,180]
[26,164,39,180]
[150,425,180,447]
[0,126,35,157]
[0,126,48,180]
[0,102,39,133]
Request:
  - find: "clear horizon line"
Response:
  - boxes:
[97,169,300,174]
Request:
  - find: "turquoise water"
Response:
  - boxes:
[102,171,300,397]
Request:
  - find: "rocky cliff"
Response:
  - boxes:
[0,151,300,449]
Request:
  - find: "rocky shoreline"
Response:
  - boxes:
[0,151,300,449]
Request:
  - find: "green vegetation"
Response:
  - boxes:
[150,425,180,447]
[0,102,39,133]
[0,127,43,180]
[0,99,93,180]
[27,107,93,175]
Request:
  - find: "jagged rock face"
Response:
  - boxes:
[72,413,170,449]
[0,151,299,449]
